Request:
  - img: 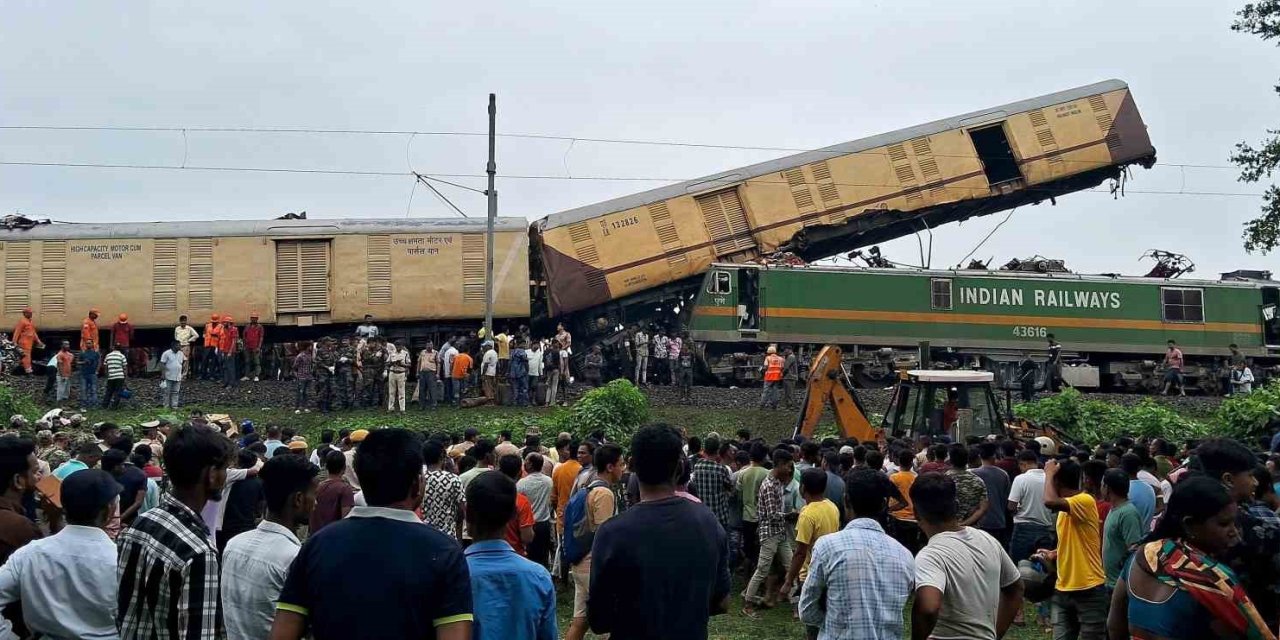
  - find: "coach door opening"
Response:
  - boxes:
[969,124,1023,187]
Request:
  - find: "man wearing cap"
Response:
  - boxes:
[93,423,120,453]
[244,313,265,382]
[80,308,100,352]
[10,307,43,375]
[341,430,368,490]
[0,468,120,639]
[111,313,134,351]
[174,315,200,379]
[760,346,784,409]
[139,422,165,461]
[202,314,223,381]
[219,315,240,390]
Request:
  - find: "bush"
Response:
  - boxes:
[1213,380,1280,441]
[561,379,649,444]
[1015,388,1212,444]
[0,384,39,426]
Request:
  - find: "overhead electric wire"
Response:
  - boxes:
[0,123,1238,170]
[0,159,1266,198]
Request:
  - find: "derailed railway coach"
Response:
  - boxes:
[688,263,1280,394]
[0,217,531,343]
[531,79,1155,339]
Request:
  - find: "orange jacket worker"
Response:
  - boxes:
[80,308,100,351]
[11,307,43,374]
[204,314,223,349]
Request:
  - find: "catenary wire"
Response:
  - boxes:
[0,160,1265,197]
[0,124,1239,170]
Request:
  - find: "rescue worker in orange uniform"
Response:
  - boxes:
[80,308,100,352]
[11,307,43,374]
[760,344,784,409]
[202,314,223,381]
[218,315,240,390]
[111,313,134,350]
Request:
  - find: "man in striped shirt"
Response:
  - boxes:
[102,346,127,409]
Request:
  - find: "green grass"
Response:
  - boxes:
[61,401,809,446]
[551,575,1051,639]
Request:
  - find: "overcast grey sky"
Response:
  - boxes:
[1,0,1275,278]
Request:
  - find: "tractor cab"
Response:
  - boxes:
[882,370,1004,441]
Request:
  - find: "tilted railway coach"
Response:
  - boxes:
[688,263,1280,393]
[0,218,530,335]
[532,79,1155,335]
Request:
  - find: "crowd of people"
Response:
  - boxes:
[0,405,1274,639]
[14,306,718,413]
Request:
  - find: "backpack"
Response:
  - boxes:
[562,480,610,565]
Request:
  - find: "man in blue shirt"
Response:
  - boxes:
[1120,453,1156,529]
[262,425,285,459]
[52,440,101,481]
[464,470,557,640]
[272,428,472,640]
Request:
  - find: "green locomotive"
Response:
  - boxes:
[687,263,1280,393]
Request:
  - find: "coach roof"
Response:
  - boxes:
[537,79,1132,232]
[0,217,529,240]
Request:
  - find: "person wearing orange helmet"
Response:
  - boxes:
[243,312,265,382]
[80,308,100,351]
[11,306,43,374]
[111,313,134,351]
[218,314,240,390]
[202,314,223,381]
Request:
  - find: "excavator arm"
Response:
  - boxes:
[794,345,880,442]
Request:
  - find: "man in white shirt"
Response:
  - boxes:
[439,339,458,405]
[159,340,186,409]
[355,315,379,340]
[1006,450,1054,563]
[912,472,1023,640]
[0,469,121,640]
[517,452,556,568]
[481,342,499,402]
[222,454,319,640]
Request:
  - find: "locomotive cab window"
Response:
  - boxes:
[930,278,953,310]
[1161,287,1204,323]
[708,271,732,294]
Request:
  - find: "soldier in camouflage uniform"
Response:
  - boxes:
[359,337,387,409]
[335,336,357,410]
[313,337,338,413]
[34,429,55,460]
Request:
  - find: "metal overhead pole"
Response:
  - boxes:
[483,93,497,338]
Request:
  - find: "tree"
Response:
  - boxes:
[1232,1,1280,252]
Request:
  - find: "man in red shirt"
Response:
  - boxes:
[219,315,240,390]
[499,454,534,556]
[243,313,265,382]
[111,313,134,350]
